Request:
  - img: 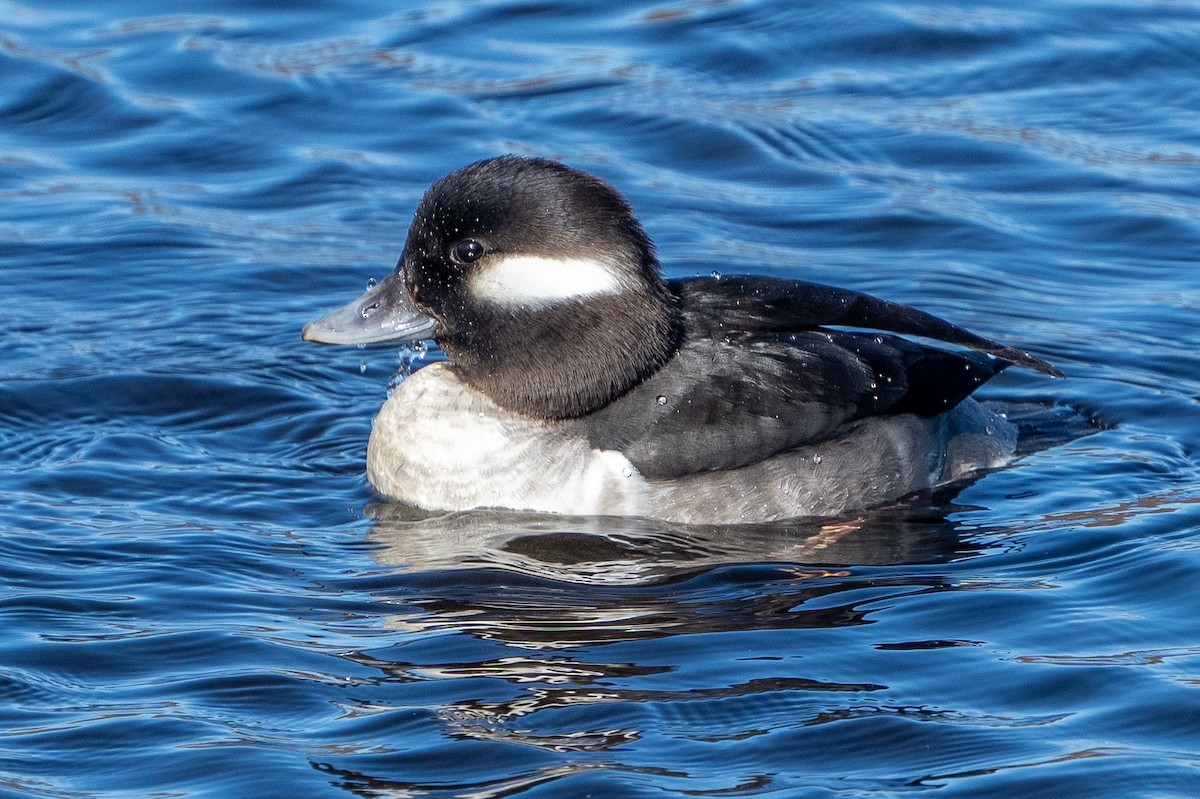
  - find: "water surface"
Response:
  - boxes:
[3,1,1200,797]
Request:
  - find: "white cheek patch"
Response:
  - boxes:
[470,255,624,305]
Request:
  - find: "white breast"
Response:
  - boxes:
[366,363,651,517]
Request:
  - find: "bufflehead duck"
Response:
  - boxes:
[303,156,1060,524]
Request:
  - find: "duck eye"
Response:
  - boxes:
[450,239,485,265]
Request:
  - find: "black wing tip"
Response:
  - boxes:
[1003,349,1064,379]
[1032,359,1066,379]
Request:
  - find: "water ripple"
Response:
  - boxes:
[3,0,1200,796]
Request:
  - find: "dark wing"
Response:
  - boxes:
[582,275,1058,480]
[673,275,1062,377]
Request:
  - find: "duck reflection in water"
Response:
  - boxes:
[313,490,984,796]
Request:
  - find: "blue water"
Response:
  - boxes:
[3,0,1200,796]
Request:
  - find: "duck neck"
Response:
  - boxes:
[438,288,680,420]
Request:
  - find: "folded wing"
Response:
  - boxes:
[582,275,1057,480]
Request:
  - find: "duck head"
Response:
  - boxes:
[303,156,680,419]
